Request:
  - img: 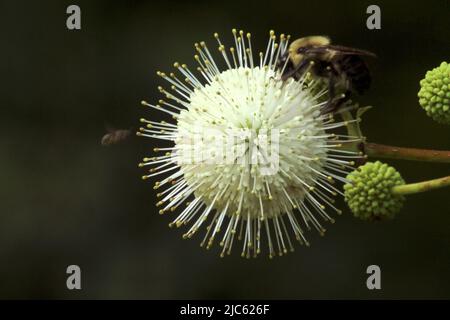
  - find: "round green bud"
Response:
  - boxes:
[344,161,405,221]
[418,61,450,125]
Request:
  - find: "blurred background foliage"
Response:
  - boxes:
[0,0,449,299]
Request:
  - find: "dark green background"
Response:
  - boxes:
[1,0,449,299]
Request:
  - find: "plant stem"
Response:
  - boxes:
[340,110,364,152]
[392,175,450,195]
[341,110,362,138]
[365,143,450,163]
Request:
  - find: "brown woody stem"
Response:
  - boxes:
[364,143,450,163]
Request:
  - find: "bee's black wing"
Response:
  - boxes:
[327,45,376,57]
[304,45,377,58]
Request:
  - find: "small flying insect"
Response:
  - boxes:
[101,126,131,146]
[279,36,376,113]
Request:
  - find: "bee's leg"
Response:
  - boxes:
[281,60,311,81]
[322,64,351,114]
[321,69,338,114]
[326,90,352,114]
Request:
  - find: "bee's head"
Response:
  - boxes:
[288,36,330,66]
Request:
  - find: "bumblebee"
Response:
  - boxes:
[279,36,376,113]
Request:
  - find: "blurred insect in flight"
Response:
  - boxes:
[101,126,131,146]
[278,36,376,113]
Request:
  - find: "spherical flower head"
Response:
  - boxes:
[344,161,405,221]
[418,61,450,125]
[178,67,328,222]
[139,30,363,258]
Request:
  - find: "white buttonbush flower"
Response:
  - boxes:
[138,30,362,258]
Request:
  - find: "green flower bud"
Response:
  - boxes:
[344,161,405,221]
[418,61,450,125]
